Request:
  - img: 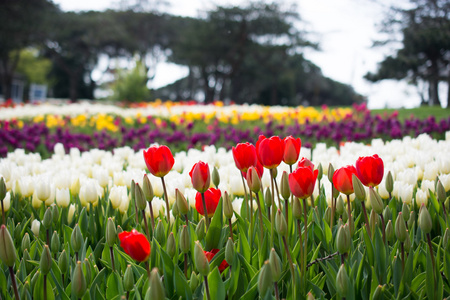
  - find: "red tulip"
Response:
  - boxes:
[297,157,314,171]
[256,135,284,169]
[246,166,262,193]
[283,136,301,165]
[118,229,150,262]
[288,167,318,199]
[333,165,357,195]
[242,160,264,180]
[143,145,174,177]
[190,161,210,193]
[355,154,384,187]
[195,188,221,217]
[204,249,229,273]
[232,143,257,173]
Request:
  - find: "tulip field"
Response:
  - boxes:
[0,102,450,300]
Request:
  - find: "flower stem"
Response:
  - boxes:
[255,193,264,243]
[109,246,115,272]
[146,261,151,278]
[360,200,371,239]
[379,213,386,244]
[240,173,250,220]
[142,210,150,242]
[400,242,405,272]
[46,228,50,246]
[9,266,20,300]
[274,282,280,300]
[149,201,155,231]
[330,184,336,229]
[184,253,188,279]
[228,218,234,242]
[426,233,436,273]
[273,173,282,208]
[296,219,304,276]
[1,199,5,225]
[44,274,47,300]
[270,170,276,246]
[346,195,353,236]
[204,275,211,300]
[184,214,189,227]
[284,198,289,231]
[161,177,171,229]
[282,236,296,299]
[302,198,308,278]
[201,192,210,230]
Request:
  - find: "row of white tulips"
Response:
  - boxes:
[1,132,449,222]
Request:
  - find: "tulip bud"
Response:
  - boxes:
[225,238,234,265]
[395,213,407,243]
[42,207,53,229]
[317,163,323,181]
[264,188,272,207]
[51,231,60,254]
[58,250,68,275]
[190,271,199,292]
[383,206,392,222]
[369,209,378,235]
[190,162,210,193]
[0,225,17,267]
[324,206,331,224]
[130,179,135,201]
[0,177,6,201]
[68,204,76,224]
[106,218,116,248]
[194,241,209,276]
[275,209,287,237]
[176,189,189,215]
[223,191,233,220]
[155,220,165,246]
[269,248,282,282]
[196,218,205,241]
[78,207,88,235]
[52,204,60,225]
[418,204,432,234]
[372,285,383,300]
[135,183,147,211]
[293,197,302,220]
[143,174,154,202]
[370,188,384,214]
[180,225,190,254]
[408,211,416,229]
[437,180,446,203]
[167,232,176,258]
[123,265,134,292]
[280,171,290,200]
[385,220,394,242]
[337,218,343,228]
[31,219,40,236]
[336,264,349,297]
[83,258,92,286]
[258,261,273,297]
[22,233,30,252]
[117,225,123,234]
[352,175,366,201]
[31,271,40,290]
[307,292,316,300]
[336,196,344,216]
[271,167,278,179]
[332,185,339,199]
[40,245,52,275]
[402,203,410,221]
[385,171,393,194]
[72,261,87,299]
[212,167,220,188]
[71,224,83,253]
[336,224,351,254]
[172,201,179,218]
[342,206,348,223]
[443,228,450,249]
[246,167,261,194]
[328,163,335,182]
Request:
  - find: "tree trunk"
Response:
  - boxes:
[428,58,440,106]
[1,73,12,100]
[69,74,78,102]
[447,67,450,109]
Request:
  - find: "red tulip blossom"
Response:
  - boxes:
[288,167,318,199]
[283,136,301,165]
[143,145,175,177]
[190,161,211,193]
[333,165,357,195]
[118,229,150,262]
[195,188,221,217]
[204,249,229,273]
[242,160,264,180]
[256,135,284,169]
[232,143,257,173]
[355,154,384,187]
[297,157,314,171]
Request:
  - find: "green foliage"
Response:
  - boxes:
[15,48,52,85]
[111,60,150,102]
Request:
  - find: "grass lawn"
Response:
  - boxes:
[371,106,450,122]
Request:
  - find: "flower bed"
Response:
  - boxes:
[0,131,450,299]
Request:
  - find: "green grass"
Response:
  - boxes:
[372,106,450,122]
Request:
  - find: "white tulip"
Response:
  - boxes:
[415,189,428,208]
[56,188,70,208]
[118,195,130,214]
[2,192,10,212]
[423,162,439,181]
[398,183,413,205]
[32,192,42,209]
[80,179,98,205]
[68,204,76,223]
[109,186,127,209]
[54,143,65,157]
[36,178,51,202]
[31,219,40,236]
[440,174,450,192]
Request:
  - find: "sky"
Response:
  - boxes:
[52,0,447,108]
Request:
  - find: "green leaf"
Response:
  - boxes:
[362,228,374,266]
[106,272,124,300]
[89,268,107,299]
[204,267,225,300]
[173,265,192,300]
[425,249,434,300]
[33,273,55,300]
[50,270,70,300]
[239,226,251,263]
[205,196,223,251]
[159,241,175,297]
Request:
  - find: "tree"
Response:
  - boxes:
[366,0,450,107]
[111,60,150,102]
[0,0,56,99]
